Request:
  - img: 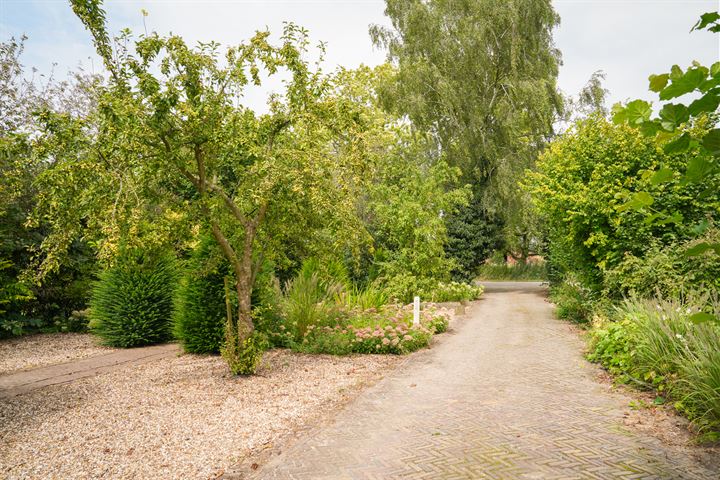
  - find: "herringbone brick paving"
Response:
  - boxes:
[249,282,719,480]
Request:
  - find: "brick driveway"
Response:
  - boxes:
[248,282,719,479]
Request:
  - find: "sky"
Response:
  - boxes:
[1,0,719,112]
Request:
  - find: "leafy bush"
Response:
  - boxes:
[477,262,547,281]
[425,281,483,302]
[89,252,177,348]
[587,298,720,437]
[604,228,720,300]
[526,116,719,293]
[222,330,268,375]
[174,240,229,354]
[281,267,345,342]
[295,305,449,355]
[550,276,596,323]
[382,274,482,303]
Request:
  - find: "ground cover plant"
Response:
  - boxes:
[588,298,720,439]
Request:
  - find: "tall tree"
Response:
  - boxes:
[36,0,367,372]
[371,0,562,271]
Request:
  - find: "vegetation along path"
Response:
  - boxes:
[249,282,718,479]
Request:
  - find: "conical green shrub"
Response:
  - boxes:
[90,251,176,347]
[174,239,229,354]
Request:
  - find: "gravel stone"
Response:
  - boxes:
[0,333,116,375]
[0,349,400,479]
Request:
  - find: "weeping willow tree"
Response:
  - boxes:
[371,0,563,272]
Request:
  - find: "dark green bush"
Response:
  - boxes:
[174,238,230,354]
[89,252,176,347]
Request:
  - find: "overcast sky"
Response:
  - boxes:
[1,0,718,112]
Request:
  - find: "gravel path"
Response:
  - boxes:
[0,349,401,479]
[249,282,720,479]
[0,333,116,375]
[0,343,180,398]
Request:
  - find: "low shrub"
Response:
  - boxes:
[294,304,449,355]
[426,281,483,302]
[550,276,596,323]
[222,330,268,375]
[587,298,720,437]
[89,252,176,348]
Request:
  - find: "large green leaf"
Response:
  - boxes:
[688,91,720,116]
[650,167,674,185]
[659,104,690,131]
[663,132,691,154]
[701,129,720,155]
[619,100,652,125]
[648,74,669,92]
[617,191,654,212]
[659,68,707,100]
[693,11,720,31]
[689,312,718,324]
[711,61,720,77]
[683,155,716,183]
[684,242,720,257]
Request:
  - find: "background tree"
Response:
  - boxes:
[0,36,99,336]
[371,0,563,274]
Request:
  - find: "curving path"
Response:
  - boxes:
[248,282,718,479]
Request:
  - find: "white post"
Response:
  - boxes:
[413,296,420,326]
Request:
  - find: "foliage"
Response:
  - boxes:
[477,262,548,281]
[371,0,561,205]
[587,298,720,436]
[0,37,99,336]
[38,1,374,373]
[526,116,719,294]
[222,331,268,376]
[174,237,229,354]
[425,282,483,303]
[293,304,449,356]
[365,132,469,301]
[611,12,720,257]
[604,228,720,299]
[89,251,176,347]
[550,276,596,324]
[444,202,504,282]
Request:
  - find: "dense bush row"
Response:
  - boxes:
[84,242,478,363]
[528,37,720,439]
[588,299,720,439]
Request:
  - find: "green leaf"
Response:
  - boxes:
[638,120,660,137]
[663,132,691,154]
[648,74,669,92]
[684,242,720,257]
[622,100,652,125]
[689,312,717,324]
[701,129,720,155]
[688,91,720,116]
[649,167,674,185]
[656,211,683,225]
[692,11,720,31]
[712,61,720,77]
[683,155,715,182]
[618,191,654,212]
[659,104,689,131]
[660,68,707,100]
